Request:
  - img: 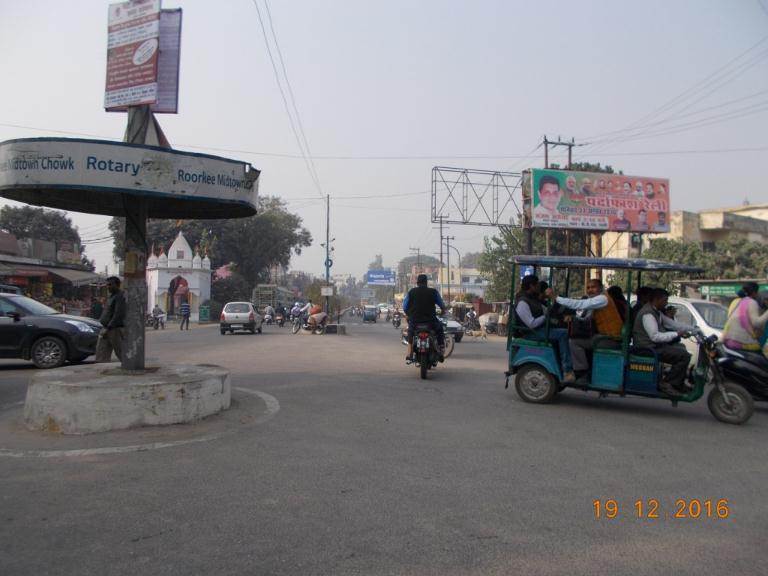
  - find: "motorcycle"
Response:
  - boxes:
[275,312,285,327]
[264,313,274,325]
[146,312,166,330]
[409,323,442,379]
[292,312,327,335]
[392,311,401,329]
[401,323,455,370]
[716,341,768,403]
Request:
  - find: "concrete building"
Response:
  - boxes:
[146,231,211,320]
[436,266,489,300]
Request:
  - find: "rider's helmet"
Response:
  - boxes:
[417,274,428,286]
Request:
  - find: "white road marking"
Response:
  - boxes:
[0,388,279,459]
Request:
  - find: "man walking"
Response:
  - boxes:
[179,298,191,330]
[96,276,126,363]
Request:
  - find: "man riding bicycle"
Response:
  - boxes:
[403,274,447,362]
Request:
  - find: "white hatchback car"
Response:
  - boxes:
[220,301,263,335]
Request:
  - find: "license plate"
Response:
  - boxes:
[230,324,242,329]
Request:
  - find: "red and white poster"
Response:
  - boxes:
[104,0,162,110]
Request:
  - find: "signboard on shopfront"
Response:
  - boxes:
[528,168,670,233]
[701,283,768,297]
[105,0,162,109]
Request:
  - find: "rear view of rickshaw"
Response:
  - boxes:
[504,256,754,425]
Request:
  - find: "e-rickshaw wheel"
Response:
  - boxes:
[515,364,558,404]
[707,382,754,425]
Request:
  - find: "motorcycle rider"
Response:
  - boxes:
[264,303,275,323]
[290,302,302,321]
[151,303,165,329]
[403,273,447,362]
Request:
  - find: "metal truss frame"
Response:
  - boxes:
[431,166,523,227]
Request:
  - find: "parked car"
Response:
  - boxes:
[0,293,102,368]
[220,302,263,335]
[0,284,22,294]
[441,313,465,342]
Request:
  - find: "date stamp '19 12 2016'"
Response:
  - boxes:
[593,499,730,520]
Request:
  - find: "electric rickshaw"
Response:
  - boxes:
[504,255,754,425]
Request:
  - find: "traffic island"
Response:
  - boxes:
[324,324,346,335]
[24,363,230,435]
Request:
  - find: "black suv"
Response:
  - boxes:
[0,294,102,369]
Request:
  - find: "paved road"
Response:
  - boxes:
[1,318,766,575]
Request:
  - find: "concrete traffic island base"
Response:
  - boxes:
[24,363,231,435]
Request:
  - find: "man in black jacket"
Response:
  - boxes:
[96,276,126,362]
[403,274,447,362]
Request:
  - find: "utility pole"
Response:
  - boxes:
[445,235,455,304]
[408,246,421,288]
[432,215,446,293]
[324,194,331,313]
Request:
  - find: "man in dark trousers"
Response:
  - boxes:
[632,288,697,395]
[96,276,126,362]
[403,274,447,362]
[179,298,191,330]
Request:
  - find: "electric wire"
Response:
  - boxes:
[251,0,324,198]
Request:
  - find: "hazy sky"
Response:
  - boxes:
[1,0,767,277]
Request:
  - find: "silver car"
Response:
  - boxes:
[220,302,263,335]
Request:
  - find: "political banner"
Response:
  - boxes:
[105,0,162,109]
[366,269,396,286]
[529,169,670,233]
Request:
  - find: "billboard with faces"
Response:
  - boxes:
[529,168,670,233]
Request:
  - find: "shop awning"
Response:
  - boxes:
[45,267,102,287]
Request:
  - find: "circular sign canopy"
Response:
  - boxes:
[0,138,259,219]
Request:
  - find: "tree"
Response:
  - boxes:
[613,237,768,293]
[0,205,81,243]
[110,197,312,286]
[461,251,482,269]
[211,272,251,305]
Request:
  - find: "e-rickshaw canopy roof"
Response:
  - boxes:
[510,255,704,274]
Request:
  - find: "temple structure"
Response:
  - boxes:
[146,231,211,320]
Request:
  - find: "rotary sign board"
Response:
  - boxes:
[0,138,259,219]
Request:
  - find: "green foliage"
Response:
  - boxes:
[461,251,482,269]
[368,254,383,270]
[211,273,252,304]
[397,254,440,269]
[0,205,81,243]
[110,197,311,286]
[479,226,589,301]
[610,237,768,293]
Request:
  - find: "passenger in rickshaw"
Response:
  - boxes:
[514,275,575,382]
[630,285,652,324]
[722,281,768,364]
[546,278,623,372]
[632,288,698,394]
[607,285,629,322]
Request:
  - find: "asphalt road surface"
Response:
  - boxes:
[1,317,766,576]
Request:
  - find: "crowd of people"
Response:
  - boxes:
[511,275,768,396]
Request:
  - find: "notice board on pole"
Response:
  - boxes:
[105,1,182,113]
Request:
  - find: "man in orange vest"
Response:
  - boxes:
[546,278,624,372]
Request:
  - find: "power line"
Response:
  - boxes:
[262,0,324,194]
[579,33,768,144]
[250,0,324,197]
[577,34,768,158]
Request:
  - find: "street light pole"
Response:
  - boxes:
[445,235,455,304]
[448,244,462,298]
